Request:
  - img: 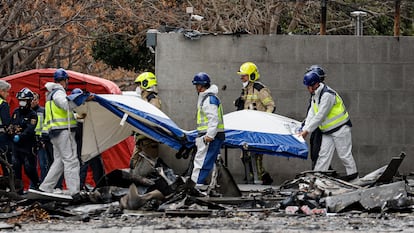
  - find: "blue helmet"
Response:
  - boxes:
[303,71,321,86]
[192,72,211,85]
[54,68,69,82]
[67,87,85,103]
[306,65,325,80]
[71,88,83,95]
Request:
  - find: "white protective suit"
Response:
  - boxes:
[303,83,357,176]
[39,82,80,195]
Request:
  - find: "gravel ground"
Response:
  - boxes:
[4,210,414,233]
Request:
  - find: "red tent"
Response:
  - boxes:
[1,68,134,187]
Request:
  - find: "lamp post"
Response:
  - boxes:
[186,7,193,29]
[351,11,367,36]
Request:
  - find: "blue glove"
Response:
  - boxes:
[13,135,20,143]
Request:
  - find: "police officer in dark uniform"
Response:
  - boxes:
[9,88,40,192]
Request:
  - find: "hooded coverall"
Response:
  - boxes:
[39,82,80,195]
[191,84,225,185]
[302,83,357,176]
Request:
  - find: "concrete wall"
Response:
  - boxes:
[154,33,414,184]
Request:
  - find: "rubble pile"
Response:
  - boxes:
[0,152,413,232]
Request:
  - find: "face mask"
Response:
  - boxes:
[135,86,142,97]
[19,100,27,107]
[242,81,249,88]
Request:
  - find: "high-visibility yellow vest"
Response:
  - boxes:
[313,86,350,132]
[42,91,77,134]
[196,94,224,133]
[35,112,44,136]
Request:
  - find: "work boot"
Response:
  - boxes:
[183,178,206,197]
[339,172,359,182]
[208,189,222,197]
[261,172,273,185]
[191,188,207,197]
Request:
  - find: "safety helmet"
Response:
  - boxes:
[303,71,321,86]
[192,72,211,85]
[135,72,157,89]
[71,88,83,95]
[306,65,325,81]
[237,62,260,82]
[16,87,34,100]
[54,68,69,82]
[67,88,84,102]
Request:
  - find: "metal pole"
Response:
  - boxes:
[351,11,367,36]
[357,15,361,36]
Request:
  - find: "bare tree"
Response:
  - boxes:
[0,0,412,82]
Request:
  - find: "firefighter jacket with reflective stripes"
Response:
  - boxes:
[196,84,224,140]
[42,83,77,134]
[241,81,275,113]
[303,83,351,134]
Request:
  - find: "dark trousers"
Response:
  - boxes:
[12,148,40,189]
[79,155,105,188]
[0,135,12,176]
[310,128,322,170]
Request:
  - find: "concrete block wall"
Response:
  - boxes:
[154,33,414,184]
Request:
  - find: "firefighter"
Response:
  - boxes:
[39,68,80,195]
[130,72,161,169]
[299,70,358,181]
[134,72,161,108]
[236,62,275,185]
[10,88,40,192]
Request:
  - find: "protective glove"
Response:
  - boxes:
[13,135,20,143]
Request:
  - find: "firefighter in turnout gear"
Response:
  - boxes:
[39,68,80,195]
[130,72,162,170]
[236,62,275,185]
[10,88,40,192]
[134,72,161,108]
[190,72,225,187]
[299,70,358,181]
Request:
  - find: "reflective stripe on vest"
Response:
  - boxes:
[245,93,258,102]
[42,97,77,133]
[35,112,44,136]
[196,96,224,133]
[313,90,350,132]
